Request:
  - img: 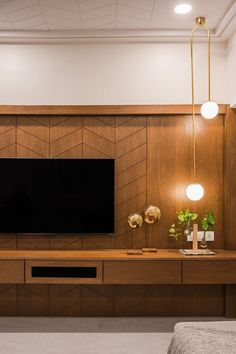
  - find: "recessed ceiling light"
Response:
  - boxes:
[174,3,192,14]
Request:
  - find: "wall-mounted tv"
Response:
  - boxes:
[0,158,115,234]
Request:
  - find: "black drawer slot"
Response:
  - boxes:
[31,266,97,278]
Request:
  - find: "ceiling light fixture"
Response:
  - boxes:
[192,16,219,119]
[174,3,192,14]
[185,16,210,201]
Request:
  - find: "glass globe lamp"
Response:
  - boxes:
[201,101,219,119]
[185,183,204,201]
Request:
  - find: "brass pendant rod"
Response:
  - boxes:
[190,18,211,182]
[133,228,136,252]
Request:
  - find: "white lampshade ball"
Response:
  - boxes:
[201,101,219,119]
[185,183,204,201]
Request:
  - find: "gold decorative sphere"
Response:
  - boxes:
[127,213,143,229]
[143,205,161,224]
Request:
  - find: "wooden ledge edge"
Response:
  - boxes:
[0,104,227,116]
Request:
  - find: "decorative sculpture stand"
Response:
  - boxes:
[142,205,161,253]
[127,213,143,255]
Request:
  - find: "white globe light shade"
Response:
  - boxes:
[201,101,219,119]
[174,4,192,14]
[185,183,204,201]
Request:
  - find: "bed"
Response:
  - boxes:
[168,321,236,354]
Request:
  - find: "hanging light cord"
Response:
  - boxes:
[190,19,211,182]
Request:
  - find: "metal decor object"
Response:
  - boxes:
[142,205,161,253]
[127,213,143,255]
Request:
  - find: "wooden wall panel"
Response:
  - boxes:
[147,114,224,249]
[146,285,224,316]
[0,108,230,316]
[50,116,82,158]
[50,285,82,316]
[115,116,147,249]
[81,285,114,316]
[0,285,17,315]
[225,108,236,249]
[0,117,16,157]
[17,285,50,316]
[82,116,115,250]
[114,285,146,316]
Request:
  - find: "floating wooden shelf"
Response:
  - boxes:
[0,248,235,261]
[0,249,236,286]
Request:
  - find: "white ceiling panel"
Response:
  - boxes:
[0,0,38,13]
[45,15,82,29]
[14,14,45,29]
[118,0,155,12]
[150,0,233,30]
[80,4,115,22]
[41,5,81,21]
[6,5,41,22]
[83,13,116,28]
[39,0,79,12]
[117,5,152,25]
[79,0,116,13]
[0,0,234,41]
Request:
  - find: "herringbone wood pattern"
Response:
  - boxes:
[0,113,225,316]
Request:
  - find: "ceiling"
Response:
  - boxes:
[0,0,235,42]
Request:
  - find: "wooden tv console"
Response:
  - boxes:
[0,249,236,286]
[1,248,236,317]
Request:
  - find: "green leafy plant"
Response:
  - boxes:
[201,211,215,232]
[169,209,198,240]
[200,211,215,248]
[177,209,198,226]
[169,224,182,239]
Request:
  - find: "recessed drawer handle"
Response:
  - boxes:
[31,266,97,278]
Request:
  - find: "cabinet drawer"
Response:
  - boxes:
[25,260,102,284]
[103,261,181,284]
[183,261,236,284]
[0,260,24,283]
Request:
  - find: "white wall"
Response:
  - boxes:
[227,33,236,107]
[0,42,227,105]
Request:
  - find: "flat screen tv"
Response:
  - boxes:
[0,158,115,234]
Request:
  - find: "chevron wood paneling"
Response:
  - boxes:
[0,111,227,316]
[0,285,16,315]
[81,285,114,317]
[0,117,16,157]
[50,285,82,316]
[115,116,147,249]
[15,116,51,249]
[0,118,17,250]
[146,285,224,316]
[17,116,50,158]
[114,285,146,316]
[17,285,50,316]
[82,116,115,250]
[50,116,82,158]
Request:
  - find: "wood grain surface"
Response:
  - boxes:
[0,105,232,316]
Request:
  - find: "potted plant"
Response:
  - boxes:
[200,211,215,248]
[169,209,198,240]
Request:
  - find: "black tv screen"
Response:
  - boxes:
[0,158,115,234]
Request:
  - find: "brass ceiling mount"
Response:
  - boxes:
[196,16,206,27]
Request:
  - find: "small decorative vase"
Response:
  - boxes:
[200,231,208,248]
[184,222,191,237]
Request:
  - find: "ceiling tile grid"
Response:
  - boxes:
[0,0,234,40]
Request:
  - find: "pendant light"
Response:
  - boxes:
[185,17,207,201]
[193,17,219,119]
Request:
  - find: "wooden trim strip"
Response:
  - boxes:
[0,104,227,116]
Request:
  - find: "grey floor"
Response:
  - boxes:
[0,317,232,354]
